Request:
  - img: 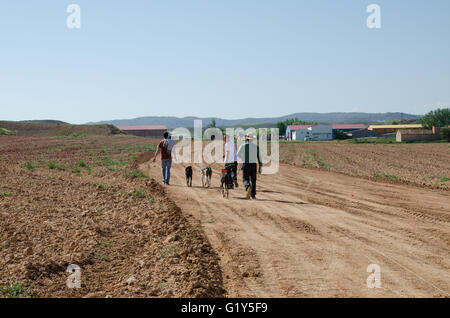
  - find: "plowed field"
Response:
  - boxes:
[0,135,224,298]
[280,141,450,190]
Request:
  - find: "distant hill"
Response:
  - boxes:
[20,120,68,125]
[0,121,122,137]
[86,112,422,128]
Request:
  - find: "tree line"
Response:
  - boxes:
[420,108,450,141]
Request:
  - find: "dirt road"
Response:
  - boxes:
[143,161,450,297]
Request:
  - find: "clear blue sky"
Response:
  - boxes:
[1,0,449,124]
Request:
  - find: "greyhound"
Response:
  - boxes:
[185,166,193,187]
[200,166,212,188]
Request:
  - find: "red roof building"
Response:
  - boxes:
[331,124,367,131]
[287,125,313,131]
[117,125,167,138]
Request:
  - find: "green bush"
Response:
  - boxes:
[317,158,330,170]
[440,127,450,141]
[99,254,109,261]
[102,157,116,166]
[125,170,147,179]
[131,188,145,198]
[25,162,36,171]
[108,125,123,135]
[420,108,450,129]
[77,160,87,167]
[47,162,62,170]
[71,166,81,174]
[0,282,31,298]
[0,128,17,136]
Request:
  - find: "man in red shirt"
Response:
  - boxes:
[152,132,173,185]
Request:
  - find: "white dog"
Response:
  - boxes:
[200,166,212,188]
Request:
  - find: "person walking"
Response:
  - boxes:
[152,132,175,185]
[237,133,262,199]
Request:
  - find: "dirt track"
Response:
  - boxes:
[144,161,450,297]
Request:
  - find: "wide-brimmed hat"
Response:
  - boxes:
[245,133,256,140]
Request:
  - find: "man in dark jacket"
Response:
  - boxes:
[237,133,262,199]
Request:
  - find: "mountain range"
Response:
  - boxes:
[86,112,422,128]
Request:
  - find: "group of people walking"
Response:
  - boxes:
[153,131,262,199]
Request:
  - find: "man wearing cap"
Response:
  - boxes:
[237,133,262,199]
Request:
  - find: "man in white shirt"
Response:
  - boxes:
[224,135,239,188]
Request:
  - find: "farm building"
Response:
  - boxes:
[286,125,312,140]
[368,124,422,135]
[287,124,333,141]
[331,124,367,133]
[117,125,167,138]
[396,127,441,142]
[331,124,367,139]
[347,129,378,139]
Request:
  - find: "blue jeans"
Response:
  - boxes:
[161,159,172,184]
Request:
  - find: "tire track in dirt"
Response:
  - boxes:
[142,161,450,297]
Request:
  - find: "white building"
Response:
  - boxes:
[287,124,332,141]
